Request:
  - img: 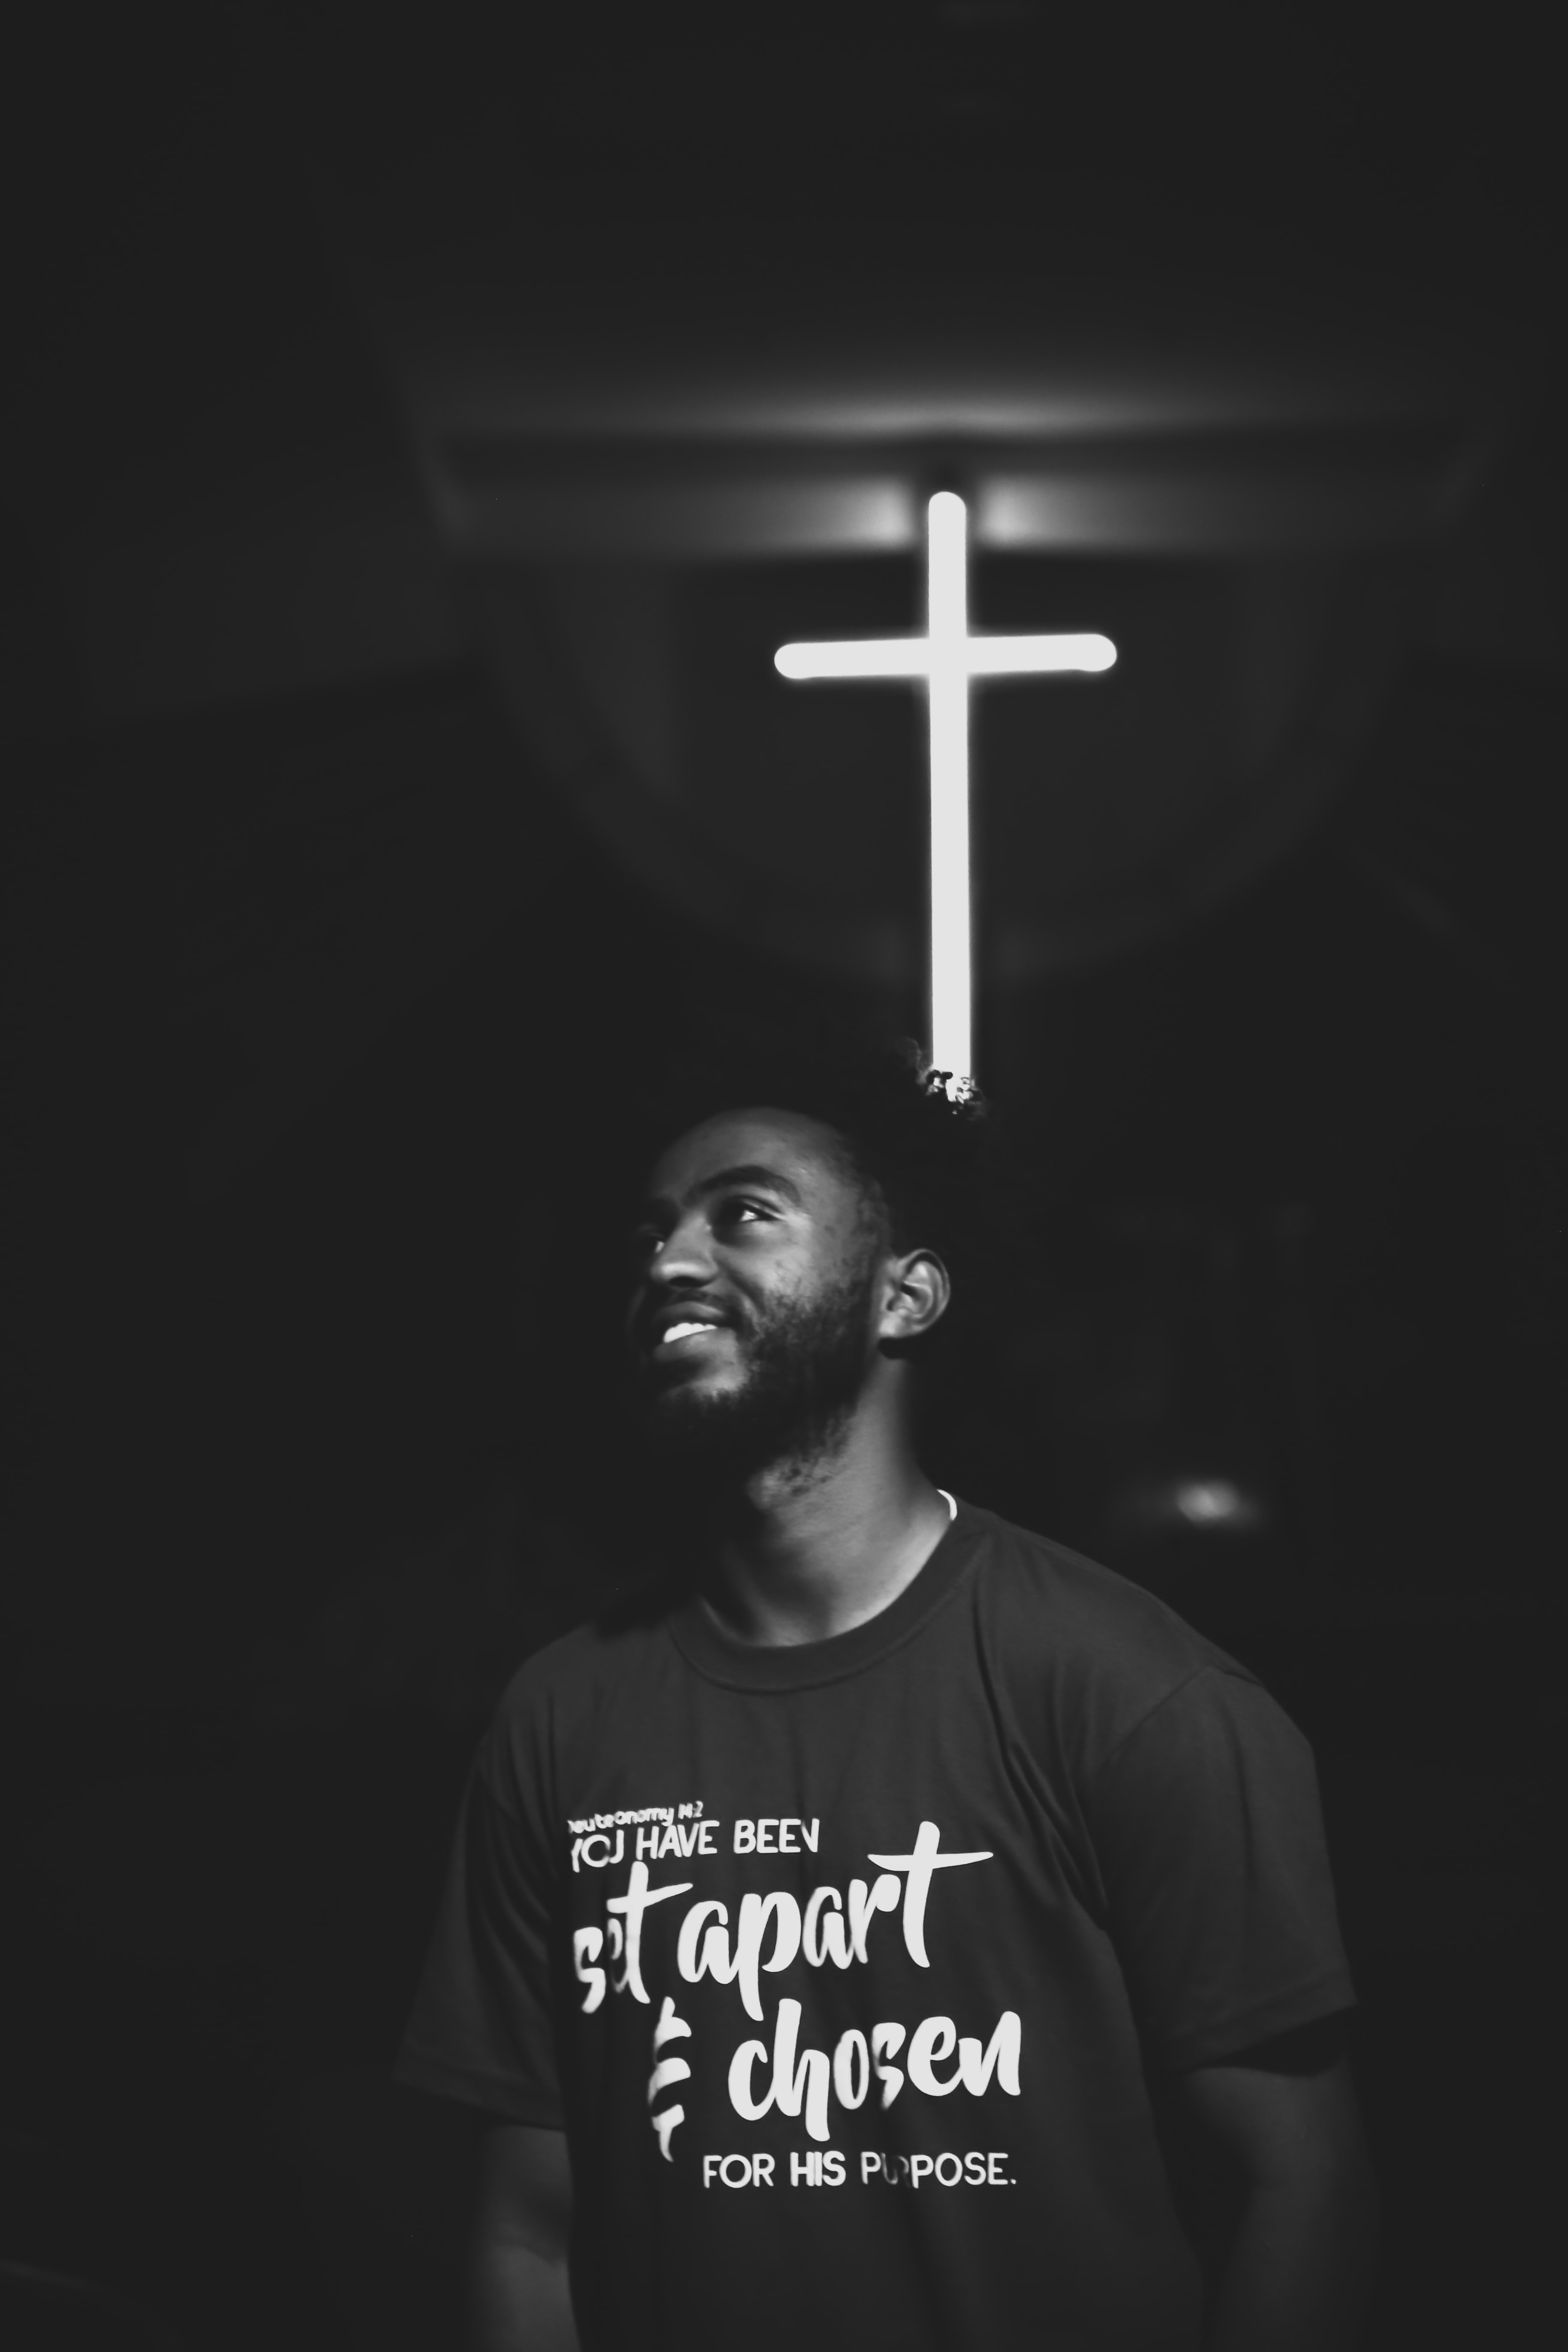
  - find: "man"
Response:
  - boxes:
[397,1029,1377,2349]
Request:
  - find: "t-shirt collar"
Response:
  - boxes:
[668,1496,985,1692]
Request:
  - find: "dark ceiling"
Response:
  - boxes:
[2,1,1564,726]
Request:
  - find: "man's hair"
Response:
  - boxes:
[633,1002,1008,1336]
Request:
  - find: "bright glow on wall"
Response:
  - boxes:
[775,493,1116,1081]
[1172,1478,1263,1530]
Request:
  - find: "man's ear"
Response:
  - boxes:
[877,1249,951,1347]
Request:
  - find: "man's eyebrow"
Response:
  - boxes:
[636,1162,805,1221]
[695,1162,804,1205]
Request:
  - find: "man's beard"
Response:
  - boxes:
[636,1261,879,1492]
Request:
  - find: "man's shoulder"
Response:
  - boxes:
[491,1571,685,1725]
[472,1576,687,1820]
[958,1501,1256,1759]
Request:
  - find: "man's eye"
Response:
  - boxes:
[719,1197,769,1227]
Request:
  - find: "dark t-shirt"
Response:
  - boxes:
[397,1501,1354,2350]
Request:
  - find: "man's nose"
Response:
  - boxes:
[645,1213,717,1289]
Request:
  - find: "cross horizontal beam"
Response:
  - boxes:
[775,633,1117,678]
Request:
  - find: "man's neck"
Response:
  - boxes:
[699,1414,951,1648]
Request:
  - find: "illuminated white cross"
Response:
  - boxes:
[775,491,1116,1083]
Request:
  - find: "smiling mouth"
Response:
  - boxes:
[656,1321,729,1353]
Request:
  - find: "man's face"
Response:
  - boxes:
[627,1107,885,1478]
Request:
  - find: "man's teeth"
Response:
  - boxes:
[663,1321,717,1345]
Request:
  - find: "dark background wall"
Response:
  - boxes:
[3,7,1563,2348]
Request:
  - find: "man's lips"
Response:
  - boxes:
[645,1308,739,1362]
[657,1323,728,1355]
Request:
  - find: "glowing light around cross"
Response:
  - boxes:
[775,493,1116,1083]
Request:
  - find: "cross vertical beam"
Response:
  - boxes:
[926,490,972,1083]
[775,493,1116,1084]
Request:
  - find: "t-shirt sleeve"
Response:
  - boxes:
[1081,1664,1356,2072]
[394,1747,566,2126]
